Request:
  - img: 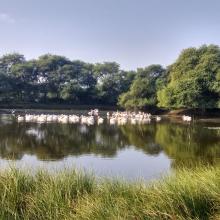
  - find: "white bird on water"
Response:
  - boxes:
[17,115,25,122]
[97,117,104,124]
[156,116,162,122]
[182,115,192,122]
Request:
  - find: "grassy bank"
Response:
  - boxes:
[0,167,219,220]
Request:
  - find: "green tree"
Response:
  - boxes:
[0,53,25,75]
[36,54,71,101]
[58,61,96,104]
[94,62,135,105]
[0,70,14,102]
[59,81,83,103]
[119,65,166,109]
[158,45,220,109]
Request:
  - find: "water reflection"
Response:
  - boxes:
[0,114,220,171]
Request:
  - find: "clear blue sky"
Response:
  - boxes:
[0,0,220,70]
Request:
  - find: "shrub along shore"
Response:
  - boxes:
[0,167,219,219]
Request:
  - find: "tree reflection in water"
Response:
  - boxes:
[0,115,219,169]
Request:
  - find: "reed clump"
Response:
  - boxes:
[0,167,219,219]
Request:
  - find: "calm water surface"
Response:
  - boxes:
[0,111,220,180]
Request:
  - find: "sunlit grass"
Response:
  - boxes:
[0,167,219,219]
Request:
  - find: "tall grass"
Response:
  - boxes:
[0,167,219,219]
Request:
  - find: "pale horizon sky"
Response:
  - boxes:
[1,0,220,70]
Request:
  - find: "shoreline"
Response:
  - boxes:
[0,104,220,117]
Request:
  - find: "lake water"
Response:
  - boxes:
[0,112,220,181]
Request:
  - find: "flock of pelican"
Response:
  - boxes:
[16,109,192,125]
[17,114,98,125]
[107,111,161,125]
[16,110,164,125]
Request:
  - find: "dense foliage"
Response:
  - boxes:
[0,44,220,109]
[0,54,134,106]
[157,45,220,109]
[118,65,166,109]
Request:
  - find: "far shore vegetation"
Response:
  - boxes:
[0,44,219,112]
[0,166,219,219]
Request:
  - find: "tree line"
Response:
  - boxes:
[0,44,219,109]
